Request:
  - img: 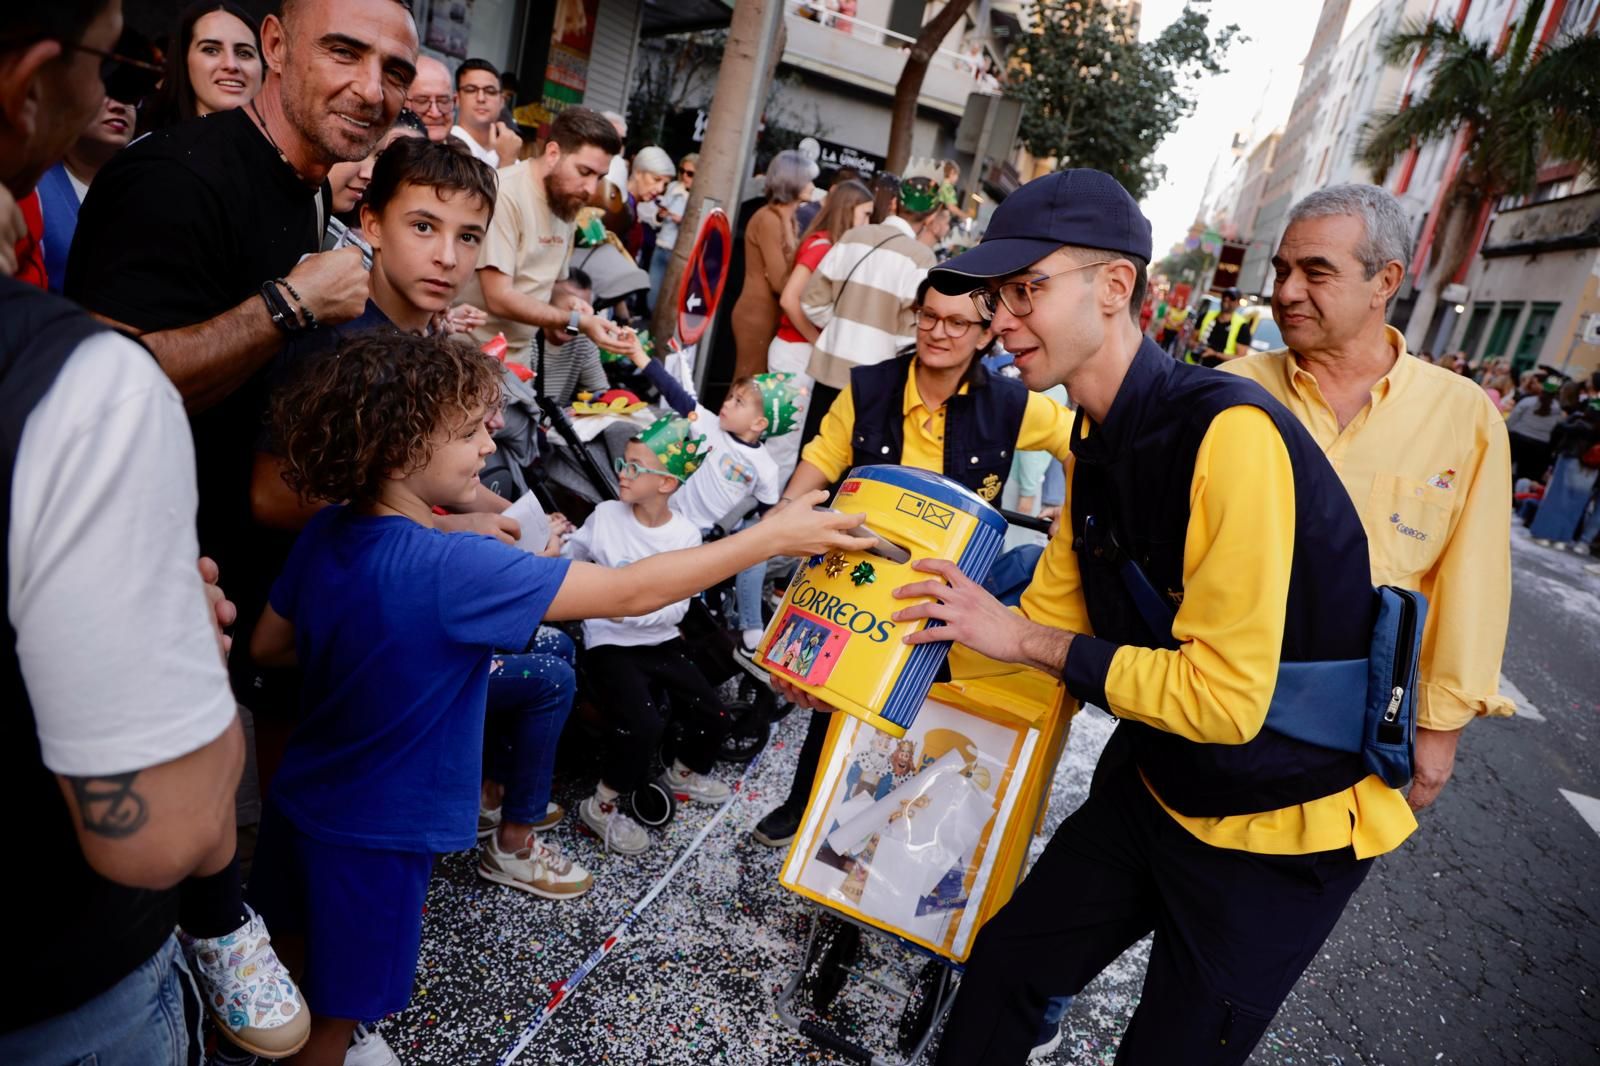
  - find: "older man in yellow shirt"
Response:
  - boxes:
[1225,184,1515,813]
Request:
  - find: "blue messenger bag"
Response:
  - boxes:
[1088,515,1425,788]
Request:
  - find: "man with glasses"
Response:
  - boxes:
[450,57,521,168]
[847,169,1416,1064]
[407,53,455,141]
[1,3,250,1062]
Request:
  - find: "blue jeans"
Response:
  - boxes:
[1530,455,1599,541]
[0,934,192,1065]
[735,560,766,631]
[486,649,577,824]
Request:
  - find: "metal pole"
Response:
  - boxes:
[1557,314,1592,379]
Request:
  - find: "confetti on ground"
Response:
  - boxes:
[376,694,1351,1064]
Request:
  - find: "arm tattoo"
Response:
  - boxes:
[66,772,149,838]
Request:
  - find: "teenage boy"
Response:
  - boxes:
[252,135,509,529]
[783,169,1417,1064]
[564,418,738,854]
[449,58,520,169]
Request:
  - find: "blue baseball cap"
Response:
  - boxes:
[928,169,1153,295]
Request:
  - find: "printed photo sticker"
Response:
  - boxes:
[761,607,849,687]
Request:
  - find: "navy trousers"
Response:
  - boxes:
[934,755,1373,1065]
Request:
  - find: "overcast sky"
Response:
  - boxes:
[1135,0,1326,255]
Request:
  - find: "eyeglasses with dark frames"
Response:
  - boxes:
[970,260,1113,320]
[914,309,982,338]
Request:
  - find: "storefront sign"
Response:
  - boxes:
[533,0,600,125]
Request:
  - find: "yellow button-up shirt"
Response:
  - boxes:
[1225,327,1515,731]
[799,368,1076,490]
[986,406,1417,860]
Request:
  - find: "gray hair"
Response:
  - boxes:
[1285,184,1413,280]
[765,149,819,205]
[601,110,627,137]
[632,146,674,177]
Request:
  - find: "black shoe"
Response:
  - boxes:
[751,803,803,847]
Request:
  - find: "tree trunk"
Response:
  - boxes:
[651,2,786,344]
[885,0,975,174]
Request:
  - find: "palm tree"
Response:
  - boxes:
[1359,0,1600,316]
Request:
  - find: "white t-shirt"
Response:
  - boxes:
[8,333,235,776]
[669,407,782,533]
[450,124,500,169]
[562,500,701,648]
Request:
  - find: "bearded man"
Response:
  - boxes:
[457,105,629,358]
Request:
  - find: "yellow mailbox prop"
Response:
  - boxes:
[754,466,1008,738]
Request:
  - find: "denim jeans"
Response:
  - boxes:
[1530,455,1599,542]
[735,560,766,631]
[0,934,192,1065]
[486,650,577,824]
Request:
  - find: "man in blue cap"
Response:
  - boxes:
[877,169,1419,1062]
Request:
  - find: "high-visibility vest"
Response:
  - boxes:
[1197,310,1250,356]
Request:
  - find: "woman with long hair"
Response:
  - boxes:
[139,2,263,134]
[761,178,874,478]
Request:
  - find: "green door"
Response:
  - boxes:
[1461,303,1494,362]
[1511,303,1559,374]
[1484,303,1524,360]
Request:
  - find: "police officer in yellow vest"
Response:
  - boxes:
[861,169,1418,1064]
[1192,285,1253,366]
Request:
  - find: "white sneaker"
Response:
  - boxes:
[1027,1023,1065,1061]
[741,628,764,651]
[182,907,309,1059]
[345,1023,400,1066]
[478,832,593,899]
[579,794,650,854]
[732,645,771,683]
[1575,543,1592,556]
[666,764,731,804]
[1534,537,1553,546]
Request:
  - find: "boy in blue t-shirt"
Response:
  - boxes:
[247,332,866,1063]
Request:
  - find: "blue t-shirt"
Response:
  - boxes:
[268,506,570,852]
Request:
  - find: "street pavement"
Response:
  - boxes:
[383,522,1599,1064]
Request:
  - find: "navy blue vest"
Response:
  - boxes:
[1069,338,1375,817]
[848,352,1029,502]
[0,279,179,1029]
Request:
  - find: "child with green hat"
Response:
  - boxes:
[563,414,736,853]
[619,331,808,655]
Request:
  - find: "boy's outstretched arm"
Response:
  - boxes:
[545,490,872,622]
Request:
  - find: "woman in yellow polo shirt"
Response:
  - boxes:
[747,278,1075,847]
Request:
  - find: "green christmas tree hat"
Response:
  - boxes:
[636,414,708,481]
[751,371,807,439]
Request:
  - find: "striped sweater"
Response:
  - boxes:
[800,215,936,390]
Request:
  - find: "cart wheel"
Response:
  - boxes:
[627,779,677,828]
[801,916,861,1012]
[897,959,952,1056]
[719,714,771,763]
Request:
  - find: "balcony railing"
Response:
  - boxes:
[781,0,1003,114]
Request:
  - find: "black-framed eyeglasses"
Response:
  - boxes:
[66,40,164,106]
[970,260,1112,320]
[914,308,981,338]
